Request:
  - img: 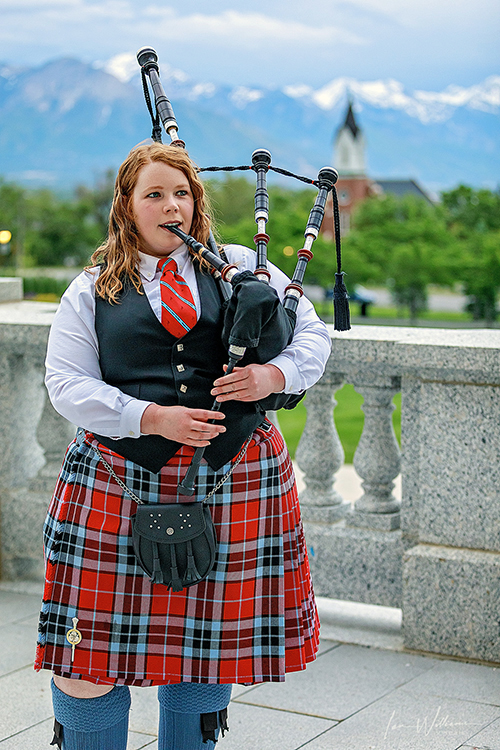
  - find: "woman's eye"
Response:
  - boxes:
[176,190,188,197]
[147,191,161,198]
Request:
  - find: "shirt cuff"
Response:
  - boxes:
[267,354,302,394]
[119,399,153,439]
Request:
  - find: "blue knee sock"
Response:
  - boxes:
[158,683,232,750]
[50,679,131,750]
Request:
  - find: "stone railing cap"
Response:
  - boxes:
[328,324,500,349]
[327,324,500,384]
[0,300,58,326]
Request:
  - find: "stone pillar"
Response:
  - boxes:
[347,375,401,530]
[402,379,500,663]
[0,350,47,580]
[296,371,350,522]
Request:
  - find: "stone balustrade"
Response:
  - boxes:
[299,324,500,664]
[0,280,499,664]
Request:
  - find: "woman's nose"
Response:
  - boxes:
[163,196,178,213]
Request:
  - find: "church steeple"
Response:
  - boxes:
[343,100,360,138]
[334,99,366,176]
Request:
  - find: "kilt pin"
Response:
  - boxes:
[35,422,320,686]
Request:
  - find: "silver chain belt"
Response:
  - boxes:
[90,434,253,506]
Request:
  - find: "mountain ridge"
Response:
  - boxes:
[0,55,498,192]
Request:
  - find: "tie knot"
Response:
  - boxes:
[158,257,177,275]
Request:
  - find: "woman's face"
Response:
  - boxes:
[131,161,195,258]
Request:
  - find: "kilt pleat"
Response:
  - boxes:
[35,424,319,686]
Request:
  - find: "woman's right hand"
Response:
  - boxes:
[140,404,226,447]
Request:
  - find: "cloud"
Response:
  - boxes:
[0,0,79,8]
[0,2,364,46]
[0,0,496,90]
[344,0,500,27]
[141,8,365,47]
[0,3,365,71]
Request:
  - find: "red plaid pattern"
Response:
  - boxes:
[35,425,319,686]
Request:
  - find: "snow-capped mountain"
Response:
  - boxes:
[285,76,500,123]
[0,54,498,192]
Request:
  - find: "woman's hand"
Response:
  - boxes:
[140,404,226,447]
[211,363,286,403]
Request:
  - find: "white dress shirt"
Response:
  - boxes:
[45,243,332,439]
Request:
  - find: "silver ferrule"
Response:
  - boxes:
[304,228,318,242]
[254,271,270,283]
[166,124,180,139]
[225,267,238,282]
[256,217,267,232]
[286,287,302,299]
[229,345,246,358]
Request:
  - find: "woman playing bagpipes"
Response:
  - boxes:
[35,141,331,750]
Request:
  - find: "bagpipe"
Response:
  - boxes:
[136,47,350,494]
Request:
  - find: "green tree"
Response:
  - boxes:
[343,194,458,321]
[24,189,96,267]
[461,231,500,323]
[0,179,27,270]
[207,175,340,289]
[75,169,115,244]
[441,185,500,322]
[204,175,254,228]
[442,185,500,235]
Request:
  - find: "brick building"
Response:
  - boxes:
[322,100,433,237]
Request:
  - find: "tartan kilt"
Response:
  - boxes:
[35,423,320,686]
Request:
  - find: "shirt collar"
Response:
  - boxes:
[138,244,190,281]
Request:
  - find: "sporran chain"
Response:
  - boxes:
[91,433,253,506]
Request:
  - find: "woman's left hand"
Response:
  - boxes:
[211,363,286,402]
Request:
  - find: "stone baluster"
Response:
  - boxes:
[32,395,76,494]
[347,374,401,530]
[295,371,350,523]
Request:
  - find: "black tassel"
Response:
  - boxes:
[200,711,219,743]
[331,185,351,331]
[50,719,63,748]
[169,545,183,592]
[184,539,201,585]
[333,272,351,331]
[219,707,229,738]
[151,542,163,585]
[200,709,229,744]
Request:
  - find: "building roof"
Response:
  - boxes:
[374,179,435,204]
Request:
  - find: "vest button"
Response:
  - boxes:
[177,343,184,352]
[176,364,185,372]
[180,384,187,393]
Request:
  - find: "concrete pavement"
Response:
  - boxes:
[0,469,498,750]
[0,579,498,750]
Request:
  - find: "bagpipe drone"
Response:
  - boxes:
[136,47,351,495]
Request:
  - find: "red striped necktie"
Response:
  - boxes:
[157,257,197,339]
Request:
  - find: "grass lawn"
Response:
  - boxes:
[314,301,471,323]
[277,383,401,463]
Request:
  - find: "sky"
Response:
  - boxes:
[0,0,499,91]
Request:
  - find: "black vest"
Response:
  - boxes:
[93,266,265,473]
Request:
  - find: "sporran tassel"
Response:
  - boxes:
[184,539,201,585]
[169,545,183,592]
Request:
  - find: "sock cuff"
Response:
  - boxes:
[158,683,232,713]
[51,680,131,732]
